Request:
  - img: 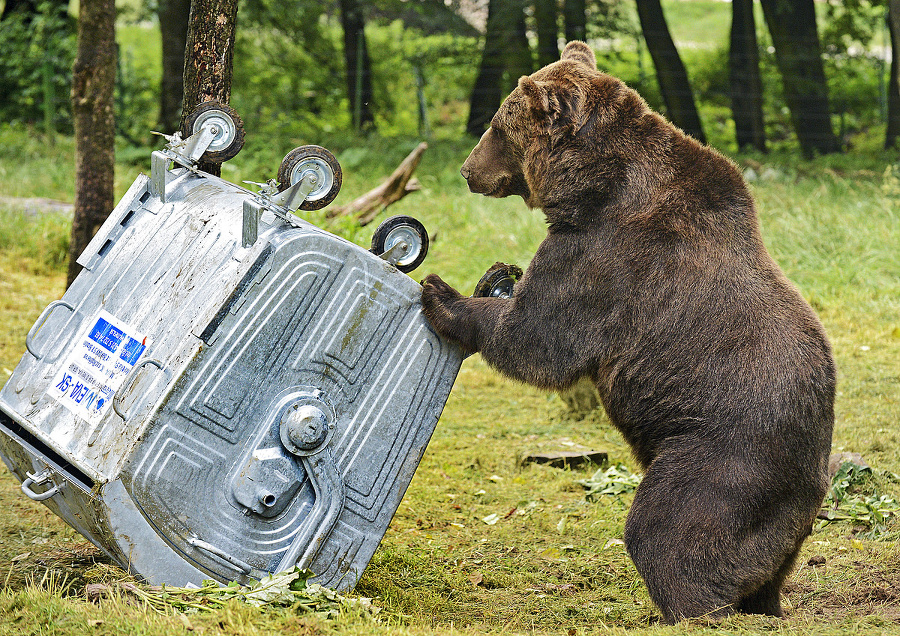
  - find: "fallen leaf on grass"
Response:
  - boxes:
[481,513,500,525]
[469,572,484,587]
[540,547,562,561]
[11,552,30,562]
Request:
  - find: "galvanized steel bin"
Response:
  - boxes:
[0,133,462,590]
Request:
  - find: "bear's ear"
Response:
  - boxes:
[560,41,596,69]
[519,75,551,116]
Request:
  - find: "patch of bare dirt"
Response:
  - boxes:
[786,561,900,623]
[0,196,73,215]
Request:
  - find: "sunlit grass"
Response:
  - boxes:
[0,125,898,633]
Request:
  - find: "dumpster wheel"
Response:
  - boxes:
[473,263,522,299]
[371,215,429,274]
[183,100,245,163]
[277,145,343,210]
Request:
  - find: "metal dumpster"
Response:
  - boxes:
[0,103,463,590]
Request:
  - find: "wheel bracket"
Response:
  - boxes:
[377,239,411,266]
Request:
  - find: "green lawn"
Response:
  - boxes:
[0,119,898,634]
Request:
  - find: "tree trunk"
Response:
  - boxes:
[759,0,838,156]
[886,0,900,149]
[534,0,559,67]
[729,0,765,152]
[635,0,706,144]
[180,0,238,176]
[157,0,190,133]
[563,0,586,43]
[339,0,376,133]
[504,0,533,87]
[467,0,505,136]
[68,0,116,288]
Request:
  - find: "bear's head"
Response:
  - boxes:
[460,41,654,214]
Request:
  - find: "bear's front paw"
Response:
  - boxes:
[421,274,480,353]
[421,274,462,315]
[421,274,465,331]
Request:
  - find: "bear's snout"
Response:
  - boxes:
[460,159,486,194]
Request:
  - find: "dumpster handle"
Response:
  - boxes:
[113,358,169,421]
[21,469,61,501]
[25,300,75,360]
[275,447,345,573]
[187,537,252,575]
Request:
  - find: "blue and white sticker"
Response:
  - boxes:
[47,310,149,424]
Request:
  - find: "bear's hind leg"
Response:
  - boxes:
[624,471,744,623]
[623,447,803,624]
[736,542,803,617]
[736,580,782,617]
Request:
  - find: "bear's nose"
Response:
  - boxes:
[460,165,470,180]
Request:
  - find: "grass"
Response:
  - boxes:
[0,120,899,635]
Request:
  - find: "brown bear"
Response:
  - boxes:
[421,41,835,624]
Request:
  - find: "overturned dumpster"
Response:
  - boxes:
[0,102,463,590]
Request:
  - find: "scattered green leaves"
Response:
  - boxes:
[577,463,643,502]
[87,568,380,619]
[818,460,900,539]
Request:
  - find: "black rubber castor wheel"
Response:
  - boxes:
[276,145,343,211]
[182,100,245,163]
[371,215,429,274]
[473,263,523,298]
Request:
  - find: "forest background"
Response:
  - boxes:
[2,0,899,161]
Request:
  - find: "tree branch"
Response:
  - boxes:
[327,142,427,225]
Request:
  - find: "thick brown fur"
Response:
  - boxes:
[421,41,835,624]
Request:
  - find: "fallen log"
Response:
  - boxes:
[326,141,427,225]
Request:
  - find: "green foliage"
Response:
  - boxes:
[818,461,900,539]
[577,463,643,502]
[821,0,887,53]
[231,9,479,140]
[367,22,479,136]
[0,1,75,133]
[231,5,348,139]
[817,0,889,143]
[115,25,162,146]
[94,567,380,618]
[586,0,640,41]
